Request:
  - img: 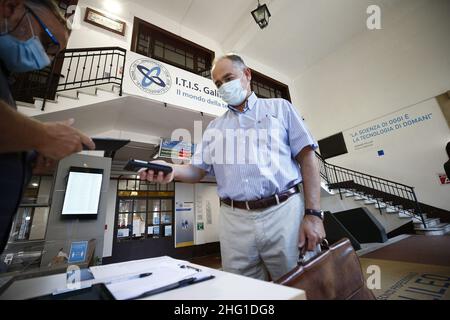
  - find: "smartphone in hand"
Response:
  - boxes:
[123,159,173,174]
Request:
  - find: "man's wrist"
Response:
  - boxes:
[304,208,324,220]
[28,119,48,151]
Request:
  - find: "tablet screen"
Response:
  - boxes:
[62,167,103,217]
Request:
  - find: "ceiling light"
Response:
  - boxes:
[251,1,271,29]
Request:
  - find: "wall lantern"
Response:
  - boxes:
[251,1,271,29]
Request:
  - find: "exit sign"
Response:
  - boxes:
[438,174,450,185]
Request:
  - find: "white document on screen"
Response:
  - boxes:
[62,171,103,215]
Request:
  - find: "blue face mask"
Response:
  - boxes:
[0,15,51,73]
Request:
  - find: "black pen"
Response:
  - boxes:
[105,272,152,285]
[179,264,201,272]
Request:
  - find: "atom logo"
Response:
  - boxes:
[130,58,172,95]
[137,65,166,88]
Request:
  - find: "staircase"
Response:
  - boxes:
[12,47,126,114]
[316,153,450,236]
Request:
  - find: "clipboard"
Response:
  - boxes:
[125,272,215,300]
[103,264,215,300]
[88,257,216,300]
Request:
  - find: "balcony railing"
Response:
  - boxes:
[11,46,127,111]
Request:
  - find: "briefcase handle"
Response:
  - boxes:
[298,238,329,265]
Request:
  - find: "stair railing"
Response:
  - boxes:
[11,46,127,111]
[316,152,427,228]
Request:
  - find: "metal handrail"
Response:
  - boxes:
[11,46,127,111]
[315,152,426,227]
[315,152,415,189]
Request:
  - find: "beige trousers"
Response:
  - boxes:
[219,192,309,281]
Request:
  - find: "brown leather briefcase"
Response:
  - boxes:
[275,238,376,300]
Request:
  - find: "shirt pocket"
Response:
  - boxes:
[257,113,286,136]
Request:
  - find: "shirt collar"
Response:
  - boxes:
[227,92,257,113]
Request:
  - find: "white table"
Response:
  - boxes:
[0,260,305,300]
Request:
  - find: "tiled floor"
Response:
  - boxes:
[360,235,450,300]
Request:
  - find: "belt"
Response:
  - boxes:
[220,185,300,211]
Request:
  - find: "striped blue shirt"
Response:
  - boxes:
[192,92,318,201]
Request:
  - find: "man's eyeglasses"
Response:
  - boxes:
[25,5,61,56]
[25,5,60,46]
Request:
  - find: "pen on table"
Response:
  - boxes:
[179,264,201,272]
[105,272,152,285]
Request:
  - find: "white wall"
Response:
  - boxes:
[69,0,222,54]
[294,0,450,137]
[293,0,450,210]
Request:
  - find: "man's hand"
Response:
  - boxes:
[299,215,326,251]
[32,154,57,175]
[35,118,95,160]
[138,160,175,184]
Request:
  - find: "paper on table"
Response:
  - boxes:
[89,256,212,300]
[90,256,176,281]
[106,264,199,300]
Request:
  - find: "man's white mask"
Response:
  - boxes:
[218,74,248,106]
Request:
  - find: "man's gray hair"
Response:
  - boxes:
[213,53,248,71]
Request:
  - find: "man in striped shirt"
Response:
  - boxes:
[140,54,325,281]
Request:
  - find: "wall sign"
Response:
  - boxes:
[175,201,194,248]
[68,241,88,264]
[123,51,228,117]
[438,174,450,185]
[84,7,126,36]
[343,103,435,153]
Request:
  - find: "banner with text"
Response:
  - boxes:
[343,102,436,152]
[122,51,228,116]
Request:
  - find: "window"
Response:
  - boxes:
[251,69,291,101]
[8,176,52,242]
[116,177,175,241]
[131,17,215,79]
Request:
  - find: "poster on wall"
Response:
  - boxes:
[175,201,194,248]
[122,51,228,117]
[194,184,220,245]
[206,200,213,224]
[84,7,126,36]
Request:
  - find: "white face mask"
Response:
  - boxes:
[218,74,248,106]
